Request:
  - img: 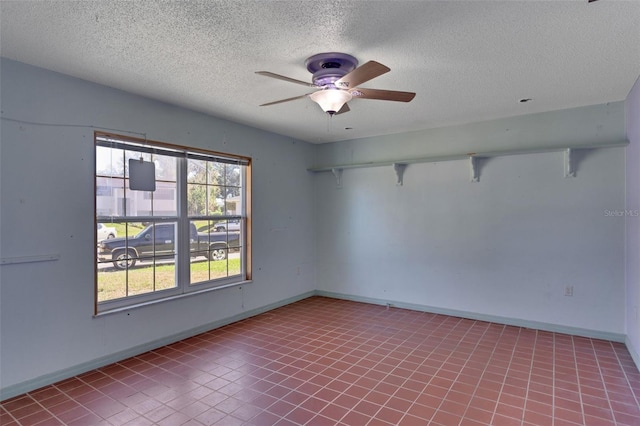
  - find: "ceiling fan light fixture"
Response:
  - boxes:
[310,89,352,115]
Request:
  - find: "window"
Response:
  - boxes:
[143,187,175,200]
[95,133,251,313]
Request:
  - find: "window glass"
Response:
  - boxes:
[187,157,244,286]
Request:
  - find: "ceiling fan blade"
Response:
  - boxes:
[335,103,350,115]
[334,61,390,89]
[255,71,318,88]
[259,93,312,106]
[350,88,416,102]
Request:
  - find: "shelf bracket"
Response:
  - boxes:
[470,156,480,182]
[331,168,343,188]
[564,148,576,178]
[393,163,408,186]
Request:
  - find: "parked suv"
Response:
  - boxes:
[98,222,239,269]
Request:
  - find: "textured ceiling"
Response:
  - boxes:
[1,0,639,144]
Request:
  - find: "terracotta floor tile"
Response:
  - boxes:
[523,409,553,425]
[438,398,467,416]
[55,405,92,423]
[283,406,315,424]
[374,406,405,424]
[266,399,295,417]
[340,409,372,425]
[554,406,585,424]
[1,297,638,425]
[352,399,380,415]
[15,409,56,425]
[463,406,494,424]
[431,409,462,425]
[66,412,103,425]
[5,401,40,420]
[313,386,340,403]
[492,413,524,425]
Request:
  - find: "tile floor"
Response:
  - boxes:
[2,296,640,425]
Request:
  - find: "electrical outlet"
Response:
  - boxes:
[564,285,574,297]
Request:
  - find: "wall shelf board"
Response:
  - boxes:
[308,140,629,173]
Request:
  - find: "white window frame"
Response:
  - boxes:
[95,132,251,314]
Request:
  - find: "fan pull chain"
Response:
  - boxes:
[326,113,333,134]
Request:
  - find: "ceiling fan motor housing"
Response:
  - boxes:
[305,52,358,87]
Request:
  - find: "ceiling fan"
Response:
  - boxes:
[256,52,416,116]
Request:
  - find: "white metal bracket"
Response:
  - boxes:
[470,156,480,182]
[331,168,343,188]
[564,149,576,178]
[393,163,408,186]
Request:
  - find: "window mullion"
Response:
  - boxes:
[176,156,190,290]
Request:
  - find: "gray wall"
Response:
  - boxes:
[0,59,316,396]
[626,76,640,366]
[315,104,627,337]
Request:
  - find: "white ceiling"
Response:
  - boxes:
[1,1,639,144]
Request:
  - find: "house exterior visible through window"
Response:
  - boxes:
[95,132,251,313]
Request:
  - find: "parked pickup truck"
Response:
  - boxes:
[98,222,239,270]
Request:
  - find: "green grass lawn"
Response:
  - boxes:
[103,222,146,238]
[97,258,241,302]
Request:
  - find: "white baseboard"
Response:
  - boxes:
[315,290,627,343]
[0,291,315,401]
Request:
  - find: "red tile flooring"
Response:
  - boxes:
[2,296,640,425]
